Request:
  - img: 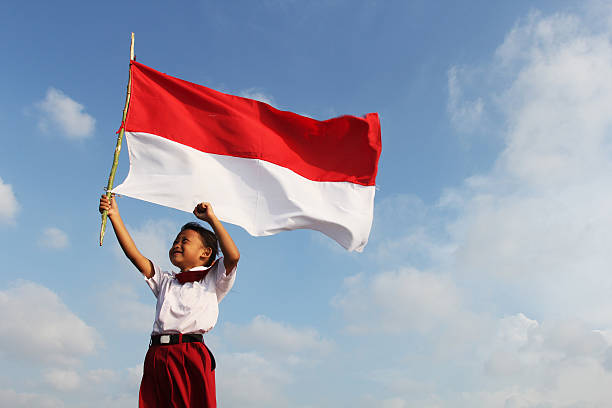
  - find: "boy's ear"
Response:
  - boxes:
[201,246,213,259]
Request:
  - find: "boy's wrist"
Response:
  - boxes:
[197,213,218,223]
[203,215,220,228]
[206,215,219,225]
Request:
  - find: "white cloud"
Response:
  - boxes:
[239,88,276,106]
[43,369,81,391]
[0,177,19,224]
[214,316,335,406]
[38,227,69,249]
[0,281,99,366]
[216,352,290,408]
[224,315,333,356]
[77,366,139,408]
[86,368,119,384]
[342,5,612,407]
[0,389,63,408]
[369,368,436,398]
[348,312,612,408]
[357,396,409,408]
[36,87,95,140]
[87,393,135,408]
[441,7,612,405]
[438,4,612,326]
[333,268,467,334]
[447,65,484,133]
[29,366,139,408]
[125,364,143,388]
[103,284,154,332]
[370,194,455,268]
[476,314,612,407]
[496,313,539,347]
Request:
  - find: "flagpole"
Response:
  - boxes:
[100,32,135,246]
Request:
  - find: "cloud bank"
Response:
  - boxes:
[36,87,95,140]
[0,282,99,366]
[39,227,69,250]
[337,5,612,407]
[0,177,19,224]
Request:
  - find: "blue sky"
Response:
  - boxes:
[2,0,612,406]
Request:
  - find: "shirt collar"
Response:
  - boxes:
[172,261,216,276]
[186,264,212,272]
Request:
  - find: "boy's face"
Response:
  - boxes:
[169,229,212,271]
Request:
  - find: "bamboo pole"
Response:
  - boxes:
[100,32,135,246]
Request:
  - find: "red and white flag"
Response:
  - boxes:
[113,61,382,251]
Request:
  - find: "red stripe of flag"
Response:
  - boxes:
[125,61,381,186]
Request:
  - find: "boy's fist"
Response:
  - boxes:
[99,195,118,216]
[193,202,216,223]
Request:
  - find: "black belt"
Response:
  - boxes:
[149,333,216,370]
[150,333,203,346]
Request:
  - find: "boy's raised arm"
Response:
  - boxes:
[99,195,154,279]
[193,202,240,274]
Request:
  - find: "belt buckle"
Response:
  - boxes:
[160,335,170,344]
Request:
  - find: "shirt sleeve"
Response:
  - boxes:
[145,263,168,298]
[215,257,237,303]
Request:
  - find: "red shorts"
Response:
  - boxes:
[139,340,216,408]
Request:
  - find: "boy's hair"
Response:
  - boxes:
[181,222,218,266]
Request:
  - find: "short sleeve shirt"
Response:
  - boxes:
[145,258,236,334]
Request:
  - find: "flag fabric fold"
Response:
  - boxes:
[112,61,382,252]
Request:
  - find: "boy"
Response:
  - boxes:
[99,195,240,407]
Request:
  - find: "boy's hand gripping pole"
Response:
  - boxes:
[100,32,134,246]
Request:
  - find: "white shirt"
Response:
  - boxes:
[145,258,236,334]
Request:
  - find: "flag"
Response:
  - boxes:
[112,61,382,252]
